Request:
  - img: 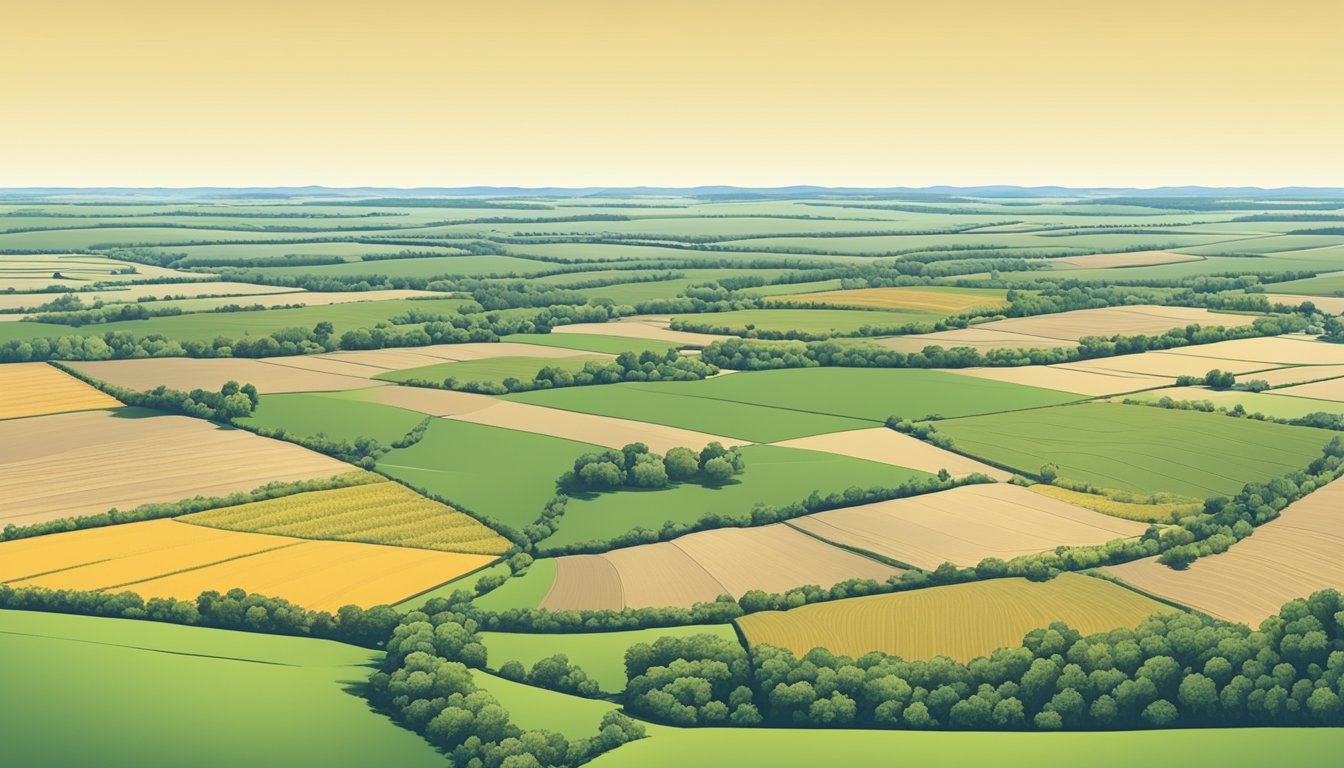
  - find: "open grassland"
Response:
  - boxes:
[179,481,510,554]
[771,427,1011,479]
[0,409,352,526]
[588,726,1344,768]
[1027,484,1201,523]
[374,353,609,387]
[470,669,621,739]
[376,418,595,530]
[0,362,121,420]
[0,281,298,311]
[552,316,726,346]
[789,483,1148,569]
[1267,272,1344,296]
[547,445,930,548]
[932,402,1337,498]
[472,558,559,612]
[0,610,446,768]
[540,524,900,611]
[501,332,683,356]
[236,391,427,443]
[670,307,952,335]
[505,367,1077,442]
[260,254,558,279]
[479,625,740,693]
[150,241,470,264]
[0,519,495,611]
[1049,249,1205,269]
[766,285,1009,312]
[1121,387,1344,420]
[736,573,1171,662]
[1103,475,1344,625]
[148,288,440,311]
[67,357,387,394]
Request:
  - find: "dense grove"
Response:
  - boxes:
[564,442,744,491]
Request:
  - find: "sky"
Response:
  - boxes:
[4,1,1341,188]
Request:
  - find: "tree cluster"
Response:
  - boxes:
[565,442,744,491]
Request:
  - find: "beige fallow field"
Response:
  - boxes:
[1102,475,1344,625]
[788,483,1148,569]
[1059,350,1277,378]
[1242,365,1344,387]
[945,365,1172,397]
[1262,294,1344,313]
[0,362,122,420]
[1166,335,1344,366]
[0,281,300,311]
[1049,250,1205,269]
[540,524,899,611]
[0,410,352,526]
[875,328,1082,353]
[274,342,607,378]
[771,428,1010,480]
[538,555,625,612]
[1274,377,1344,403]
[66,357,387,394]
[358,386,748,453]
[552,316,724,346]
[0,518,494,613]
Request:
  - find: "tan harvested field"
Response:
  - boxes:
[1275,377,1344,403]
[0,518,494,612]
[543,524,899,610]
[0,281,298,311]
[0,410,353,525]
[1168,335,1344,366]
[983,305,1257,340]
[278,342,607,378]
[67,357,387,394]
[789,484,1148,569]
[1245,365,1344,387]
[736,573,1173,662]
[1263,294,1344,313]
[538,555,624,611]
[359,386,749,452]
[876,328,1081,353]
[0,363,122,420]
[1103,476,1344,625]
[1061,350,1275,378]
[552,316,724,346]
[0,255,206,291]
[945,365,1171,396]
[767,286,1008,312]
[771,428,1010,480]
[1051,250,1205,269]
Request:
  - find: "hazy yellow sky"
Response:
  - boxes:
[4,1,1341,188]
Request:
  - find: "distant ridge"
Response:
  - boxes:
[2,185,1343,200]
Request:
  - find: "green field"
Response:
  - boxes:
[1268,272,1344,296]
[934,402,1337,497]
[546,444,930,548]
[236,391,428,443]
[670,307,948,335]
[506,368,1078,442]
[151,241,470,264]
[589,727,1344,768]
[480,625,741,692]
[0,297,470,344]
[470,669,621,738]
[0,610,444,768]
[396,561,513,610]
[258,254,561,278]
[472,558,559,612]
[501,332,684,355]
[377,419,596,529]
[1121,387,1344,420]
[375,353,607,387]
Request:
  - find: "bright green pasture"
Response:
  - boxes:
[377,419,596,530]
[0,297,470,345]
[934,402,1337,498]
[0,227,326,250]
[589,727,1344,768]
[0,610,444,768]
[500,332,683,355]
[1121,387,1344,421]
[148,241,469,264]
[258,254,559,278]
[480,625,741,692]
[472,559,558,612]
[671,307,944,335]
[546,444,929,548]
[396,561,512,610]
[504,241,870,265]
[1268,271,1344,296]
[375,354,607,387]
[236,391,428,444]
[470,669,619,739]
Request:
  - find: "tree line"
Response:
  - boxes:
[565,442,745,491]
[402,349,718,396]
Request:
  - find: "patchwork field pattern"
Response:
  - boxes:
[765,286,1010,312]
[0,362,121,420]
[736,573,1172,661]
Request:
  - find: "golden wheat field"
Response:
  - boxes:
[736,573,1172,662]
[0,518,495,611]
[0,363,121,420]
[180,481,511,554]
[767,286,1009,313]
[1027,484,1201,523]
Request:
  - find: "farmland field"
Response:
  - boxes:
[0,610,446,768]
[3,186,1343,762]
[932,402,1337,497]
[736,573,1172,661]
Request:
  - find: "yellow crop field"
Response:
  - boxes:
[179,481,510,555]
[0,363,121,420]
[0,518,495,611]
[769,286,1008,313]
[736,573,1172,662]
[1027,484,1201,523]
